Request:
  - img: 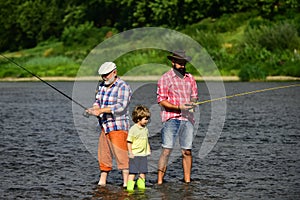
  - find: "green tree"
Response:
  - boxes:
[1,0,299,51]
[17,0,63,44]
[0,0,23,51]
[0,0,64,51]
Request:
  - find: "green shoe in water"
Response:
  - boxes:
[127,180,135,191]
[137,178,145,189]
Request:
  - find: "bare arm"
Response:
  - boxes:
[159,99,196,111]
[127,142,134,158]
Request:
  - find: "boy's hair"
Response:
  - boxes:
[132,105,151,123]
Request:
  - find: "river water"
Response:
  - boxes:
[1,81,299,199]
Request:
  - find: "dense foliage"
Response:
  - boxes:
[1,0,299,51]
[0,0,299,80]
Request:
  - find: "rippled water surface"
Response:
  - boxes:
[1,81,299,199]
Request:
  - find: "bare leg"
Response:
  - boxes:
[157,148,172,184]
[122,169,129,187]
[128,174,135,181]
[182,149,192,183]
[139,173,145,179]
[98,171,108,186]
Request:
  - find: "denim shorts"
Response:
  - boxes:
[161,119,194,149]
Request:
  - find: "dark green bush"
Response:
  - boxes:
[0,68,16,78]
[61,22,117,48]
[259,22,300,52]
[209,48,237,75]
[184,20,211,32]
[189,30,221,50]
[244,22,300,52]
[292,14,300,35]
[246,17,272,30]
[214,12,254,33]
[236,45,273,64]
[185,12,254,34]
[282,60,300,77]
[280,50,300,77]
[238,64,267,81]
[238,66,250,81]
[61,21,95,46]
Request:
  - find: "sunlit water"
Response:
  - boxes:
[1,81,299,199]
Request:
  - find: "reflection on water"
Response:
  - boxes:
[1,81,300,199]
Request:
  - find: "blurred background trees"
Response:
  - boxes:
[0,0,299,80]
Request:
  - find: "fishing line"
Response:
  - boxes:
[0,54,88,110]
[192,83,300,105]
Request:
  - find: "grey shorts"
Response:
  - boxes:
[129,156,148,174]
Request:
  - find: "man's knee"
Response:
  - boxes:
[161,148,172,157]
[182,149,192,157]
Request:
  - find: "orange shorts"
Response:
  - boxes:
[98,130,129,172]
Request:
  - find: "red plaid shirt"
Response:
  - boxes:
[157,69,198,124]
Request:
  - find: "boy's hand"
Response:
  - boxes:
[128,152,134,159]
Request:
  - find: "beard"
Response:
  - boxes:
[173,64,186,77]
[176,68,186,75]
[104,76,115,86]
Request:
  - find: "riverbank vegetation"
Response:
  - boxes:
[0,0,299,81]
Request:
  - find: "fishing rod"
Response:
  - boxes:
[0,54,88,111]
[190,83,300,106]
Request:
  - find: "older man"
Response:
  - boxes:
[86,62,132,187]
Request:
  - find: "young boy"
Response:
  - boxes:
[127,105,151,191]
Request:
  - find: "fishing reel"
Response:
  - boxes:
[82,111,91,118]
